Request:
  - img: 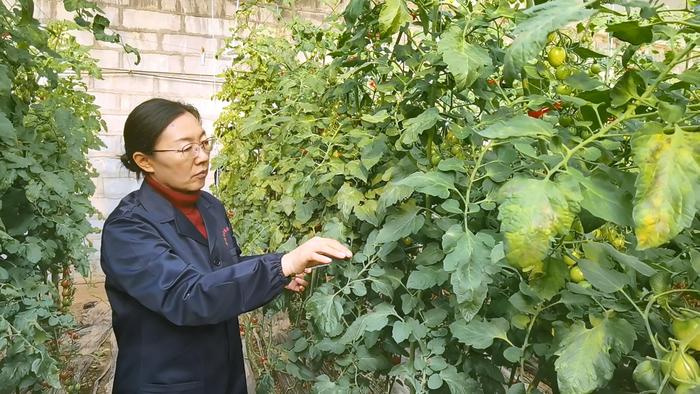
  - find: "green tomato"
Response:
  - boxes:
[590,63,602,74]
[430,154,441,166]
[672,318,700,352]
[559,115,574,127]
[633,360,662,391]
[450,145,461,156]
[675,383,700,394]
[555,65,571,80]
[563,255,577,266]
[570,266,585,283]
[661,351,700,386]
[547,47,567,67]
[649,271,671,295]
[547,31,557,43]
[556,84,572,95]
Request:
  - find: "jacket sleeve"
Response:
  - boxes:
[100,216,288,327]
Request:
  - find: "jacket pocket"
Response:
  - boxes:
[141,381,202,393]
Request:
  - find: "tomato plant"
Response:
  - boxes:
[215,0,700,392]
[0,0,134,390]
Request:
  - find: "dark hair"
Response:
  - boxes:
[120,98,201,178]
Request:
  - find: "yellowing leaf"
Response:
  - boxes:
[632,128,700,249]
[378,0,411,35]
[497,178,582,271]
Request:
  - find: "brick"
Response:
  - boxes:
[120,31,160,51]
[100,114,128,134]
[96,134,125,155]
[157,78,214,97]
[180,0,224,17]
[97,0,129,5]
[92,177,105,196]
[93,75,155,94]
[103,177,140,198]
[183,55,227,75]
[122,9,181,31]
[93,92,121,112]
[71,30,95,46]
[91,157,126,178]
[120,94,155,112]
[34,0,54,22]
[92,196,126,215]
[161,0,179,12]
[184,15,224,36]
[124,52,183,73]
[91,49,121,69]
[128,0,160,10]
[162,34,220,56]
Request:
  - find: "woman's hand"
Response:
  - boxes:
[285,273,309,293]
[281,237,352,277]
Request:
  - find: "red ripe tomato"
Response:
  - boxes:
[527,107,550,119]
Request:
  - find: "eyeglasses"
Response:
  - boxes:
[152,137,216,158]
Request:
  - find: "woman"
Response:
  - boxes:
[101,98,351,394]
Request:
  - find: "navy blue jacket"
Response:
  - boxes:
[101,181,287,393]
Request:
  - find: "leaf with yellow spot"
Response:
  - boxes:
[497,177,582,272]
[632,126,700,250]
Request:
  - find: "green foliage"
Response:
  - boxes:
[215,0,700,392]
[0,0,131,390]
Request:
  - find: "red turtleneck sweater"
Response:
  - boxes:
[145,176,208,239]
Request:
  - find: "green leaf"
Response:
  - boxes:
[376,201,425,244]
[400,107,440,145]
[477,115,554,139]
[530,258,568,300]
[657,102,684,124]
[444,231,494,319]
[356,346,392,371]
[378,0,411,35]
[336,183,364,219]
[361,135,388,170]
[440,199,461,214]
[497,177,582,272]
[361,110,390,124]
[678,69,700,86]
[606,21,653,45]
[392,320,411,343]
[504,347,524,363]
[439,365,481,394]
[339,303,397,344]
[306,292,344,337]
[450,318,510,349]
[574,172,634,227]
[437,25,492,89]
[503,0,595,82]
[377,182,413,210]
[0,64,11,96]
[397,171,455,199]
[442,224,473,272]
[555,319,636,394]
[577,259,630,293]
[564,71,604,91]
[583,241,656,277]
[632,128,700,249]
[0,112,15,144]
[26,243,41,264]
[406,265,449,290]
[427,373,443,390]
[611,71,641,107]
[415,243,444,266]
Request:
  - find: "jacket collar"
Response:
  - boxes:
[137,180,215,249]
[137,180,212,224]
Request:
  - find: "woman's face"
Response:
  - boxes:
[138,112,210,193]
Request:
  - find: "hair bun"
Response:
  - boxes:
[120,153,139,172]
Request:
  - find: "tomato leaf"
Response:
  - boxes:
[376,201,425,244]
[497,177,582,271]
[378,0,411,35]
[503,0,595,82]
[577,259,630,293]
[336,183,365,219]
[477,115,555,139]
[450,317,510,349]
[606,21,653,45]
[307,291,344,337]
[530,258,568,300]
[406,265,448,290]
[439,365,480,394]
[400,107,440,145]
[437,25,492,89]
[632,127,700,249]
[396,171,455,199]
[554,318,636,394]
[572,171,634,227]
